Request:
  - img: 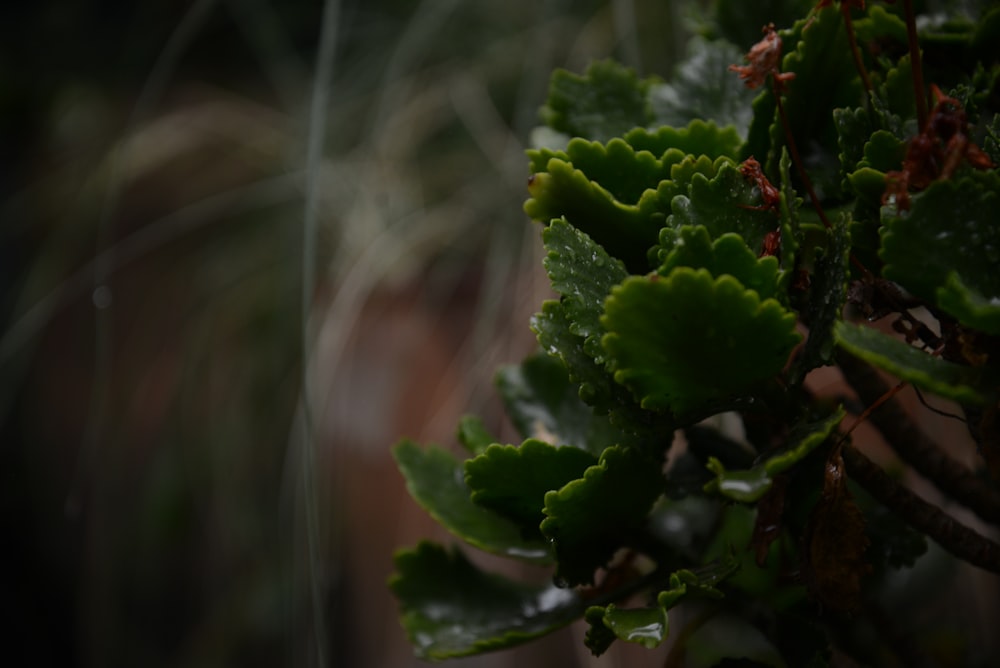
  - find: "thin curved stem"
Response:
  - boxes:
[772,79,831,230]
[841,5,872,95]
[837,350,1000,527]
[843,443,1000,574]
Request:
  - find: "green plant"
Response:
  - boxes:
[390,1,1000,664]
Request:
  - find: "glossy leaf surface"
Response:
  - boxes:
[393,441,552,562]
[602,269,800,416]
[542,219,628,363]
[834,321,989,404]
[660,161,783,260]
[465,439,596,533]
[704,408,846,503]
[881,172,1000,334]
[390,542,581,660]
[495,353,631,456]
[541,445,665,586]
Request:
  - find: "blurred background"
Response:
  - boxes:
[1,1,693,666]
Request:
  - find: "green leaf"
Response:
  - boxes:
[834,321,989,405]
[495,353,632,457]
[532,299,606,402]
[541,60,655,142]
[456,415,497,456]
[624,120,743,163]
[542,219,628,363]
[880,171,1000,332]
[585,556,739,655]
[525,127,740,272]
[648,38,758,138]
[704,408,846,503]
[389,542,582,660]
[584,606,617,655]
[541,445,665,586]
[524,166,662,272]
[772,4,866,199]
[600,604,669,650]
[660,161,783,261]
[601,269,801,417]
[531,294,673,445]
[854,4,909,51]
[657,226,781,302]
[847,166,890,207]
[465,439,596,534]
[393,441,552,562]
[859,130,906,173]
[936,272,1000,335]
[834,106,873,184]
[529,137,671,203]
[708,0,815,50]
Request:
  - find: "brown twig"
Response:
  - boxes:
[837,350,1000,526]
[842,443,1000,574]
[772,78,832,230]
[902,0,929,130]
[839,2,872,95]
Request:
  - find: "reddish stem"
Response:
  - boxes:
[771,78,831,230]
[841,5,872,94]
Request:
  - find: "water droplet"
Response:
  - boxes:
[92,285,112,309]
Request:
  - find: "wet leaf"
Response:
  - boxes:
[389,542,582,660]
[600,605,669,650]
[834,321,989,404]
[393,441,552,562]
[465,439,596,534]
[524,161,661,271]
[657,226,782,303]
[541,445,665,586]
[704,408,846,503]
[584,556,738,655]
[601,269,800,417]
[495,352,632,456]
[880,171,1000,333]
[542,219,628,364]
[526,126,742,272]
[660,161,783,260]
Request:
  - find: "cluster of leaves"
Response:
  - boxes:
[390,1,1000,664]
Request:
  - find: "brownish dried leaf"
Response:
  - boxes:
[802,446,871,612]
[729,24,796,91]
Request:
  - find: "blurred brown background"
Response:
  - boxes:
[1,1,689,666]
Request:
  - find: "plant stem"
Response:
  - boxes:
[842,443,1000,574]
[840,4,872,95]
[837,350,1000,526]
[903,0,929,130]
[772,78,831,230]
